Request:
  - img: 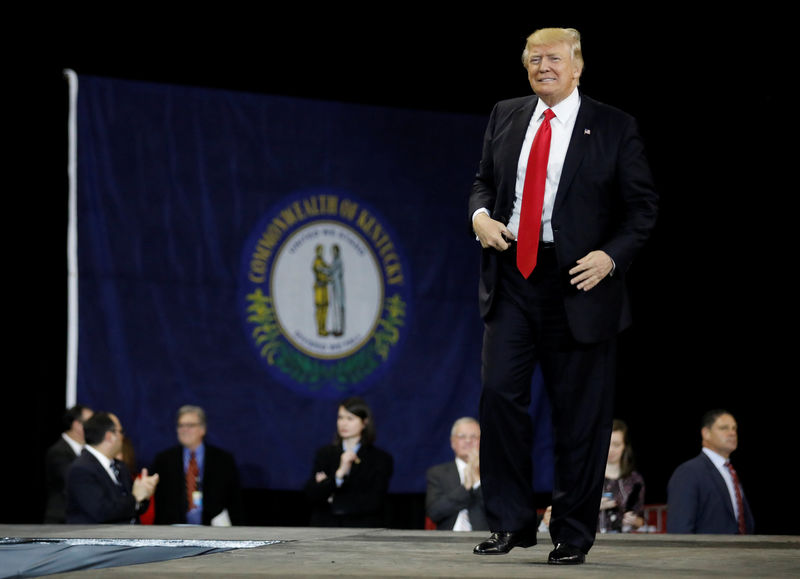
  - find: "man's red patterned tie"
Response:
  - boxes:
[186,452,198,510]
[725,461,746,534]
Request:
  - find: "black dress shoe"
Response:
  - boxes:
[473,530,537,555]
[547,542,585,565]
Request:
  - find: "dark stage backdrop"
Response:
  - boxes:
[68,74,554,494]
[8,12,792,534]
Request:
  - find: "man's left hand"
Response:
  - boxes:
[569,250,613,291]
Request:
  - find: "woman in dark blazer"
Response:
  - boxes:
[304,396,393,527]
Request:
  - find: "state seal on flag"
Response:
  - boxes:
[239,189,411,398]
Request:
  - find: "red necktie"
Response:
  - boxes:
[517,108,555,278]
[186,452,199,510]
[725,461,747,534]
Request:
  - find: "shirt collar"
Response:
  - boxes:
[702,447,729,468]
[341,441,361,454]
[533,86,581,125]
[61,432,84,456]
[183,442,205,462]
[84,444,114,472]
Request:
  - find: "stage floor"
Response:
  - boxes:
[1,524,798,578]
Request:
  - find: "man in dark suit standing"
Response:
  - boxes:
[469,27,658,564]
[65,412,159,523]
[426,417,488,531]
[151,405,244,525]
[44,405,93,523]
[667,410,755,534]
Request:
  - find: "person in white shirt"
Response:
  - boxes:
[667,409,755,534]
[65,411,158,524]
[43,405,93,523]
[426,417,488,531]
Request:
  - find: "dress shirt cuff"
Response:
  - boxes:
[472,208,489,240]
[472,208,490,222]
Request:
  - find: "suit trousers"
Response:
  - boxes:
[479,243,616,553]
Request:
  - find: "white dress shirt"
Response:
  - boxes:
[507,87,581,242]
[472,87,580,243]
[452,457,481,531]
[62,432,84,457]
[84,444,120,485]
[702,447,741,521]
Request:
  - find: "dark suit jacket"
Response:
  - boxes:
[667,452,755,534]
[469,92,658,343]
[151,443,244,525]
[65,449,146,524]
[44,437,80,523]
[304,443,393,527]
[425,461,488,531]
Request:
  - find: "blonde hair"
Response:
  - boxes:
[521,27,584,73]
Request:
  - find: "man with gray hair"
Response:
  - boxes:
[425,417,488,531]
[151,405,244,525]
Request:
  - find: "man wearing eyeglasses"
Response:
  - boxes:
[151,405,244,525]
[425,417,488,531]
[65,412,159,524]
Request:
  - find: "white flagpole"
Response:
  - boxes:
[64,69,79,407]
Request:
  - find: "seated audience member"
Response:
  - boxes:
[598,419,645,533]
[151,405,244,525]
[44,404,93,523]
[304,396,393,527]
[538,506,552,532]
[667,409,754,534]
[65,412,158,523]
[425,417,488,531]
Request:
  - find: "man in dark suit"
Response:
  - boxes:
[468,28,658,565]
[65,412,159,524]
[667,410,755,534]
[151,405,244,525]
[44,404,93,523]
[426,417,488,531]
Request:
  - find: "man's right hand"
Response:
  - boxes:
[132,468,159,502]
[473,213,515,250]
[336,450,359,480]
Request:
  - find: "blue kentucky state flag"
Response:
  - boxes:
[67,73,553,494]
